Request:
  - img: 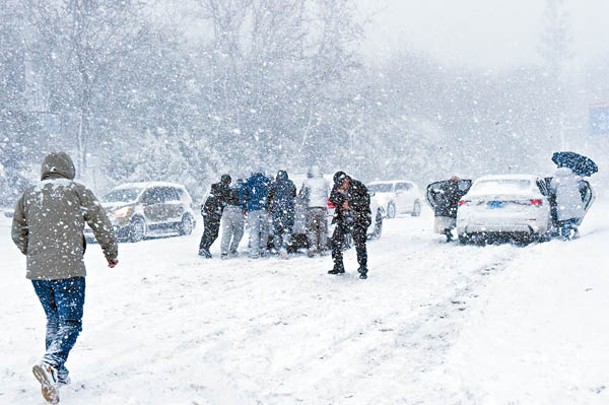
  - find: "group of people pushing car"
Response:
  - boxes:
[198,166,372,279]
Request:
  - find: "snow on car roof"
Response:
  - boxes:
[368,180,415,184]
[111,181,187,190]
[474,174,539,181]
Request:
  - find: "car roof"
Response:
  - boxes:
[111,181,187,191]
[368,180,416,185]
[474,174,540,182]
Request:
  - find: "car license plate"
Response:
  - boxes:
[487,201,504,208]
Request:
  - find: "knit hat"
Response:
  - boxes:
[333,171,348,185]
[221,174,232,185]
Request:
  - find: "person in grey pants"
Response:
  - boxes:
[221,179,247,258]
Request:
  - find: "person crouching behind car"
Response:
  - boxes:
[550,167,585,240]
[199,174,231,258]
[328,171,371,279]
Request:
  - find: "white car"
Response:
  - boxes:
[456,174,552,245]
[367,180,422,218]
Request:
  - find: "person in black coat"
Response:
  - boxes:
[199,174,231,258]
[328,171,371,279]
[426,176,469,242]
[268,170,297,257]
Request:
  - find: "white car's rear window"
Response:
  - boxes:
[471,179,531,194]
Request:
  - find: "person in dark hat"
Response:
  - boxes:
[199,174,232,258]
[328,171,371,279]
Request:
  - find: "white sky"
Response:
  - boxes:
[359,0,609,69]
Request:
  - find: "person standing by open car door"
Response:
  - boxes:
[11,151,118,404]
[328,171,371,279]
[550,167,585,240]
[426,176,471,242]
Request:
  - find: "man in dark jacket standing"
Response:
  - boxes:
[328,171,371,279]
[199,174,231,258]
[12,151,118,404]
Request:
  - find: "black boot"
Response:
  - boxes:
[357,266,368,279]
[328,264,345,275]
[444,229,453,242]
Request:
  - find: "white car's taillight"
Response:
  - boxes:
[530,199,543,206]
[458,199,469,207]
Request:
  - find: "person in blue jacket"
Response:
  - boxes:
[243,169,272,258]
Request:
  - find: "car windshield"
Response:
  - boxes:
[367,183,393,193]
[102,188,142,203]
[471,179,531,194]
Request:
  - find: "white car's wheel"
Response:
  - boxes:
[369,208,383,239]
[129,217,146,243]
[179,215,194,236]
[411,200,421,217]
[386,202,396,218]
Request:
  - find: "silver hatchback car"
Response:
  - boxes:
[87,182,196,243]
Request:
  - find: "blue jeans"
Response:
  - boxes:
[32,277,85,381]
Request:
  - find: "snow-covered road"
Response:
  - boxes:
[2,200,608,404]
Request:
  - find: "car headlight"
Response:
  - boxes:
[113,206,133,220]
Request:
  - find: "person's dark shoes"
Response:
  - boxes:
[33,362,60,404]
[328,265,345,275]
[444,229,453,242]
[359,272,368,279]
[357,266,368,279]
[198,248,212,258]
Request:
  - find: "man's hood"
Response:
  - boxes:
[41,152,76,180]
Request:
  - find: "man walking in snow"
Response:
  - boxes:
[11,151,119,404]
[328,171,371,279]
[199,174,232,258]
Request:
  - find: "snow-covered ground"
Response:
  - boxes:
[1,199,608,404]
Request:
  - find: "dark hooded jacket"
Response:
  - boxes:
[268,170,297,223]
[329,174,371,228]
[12,152,118,280]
